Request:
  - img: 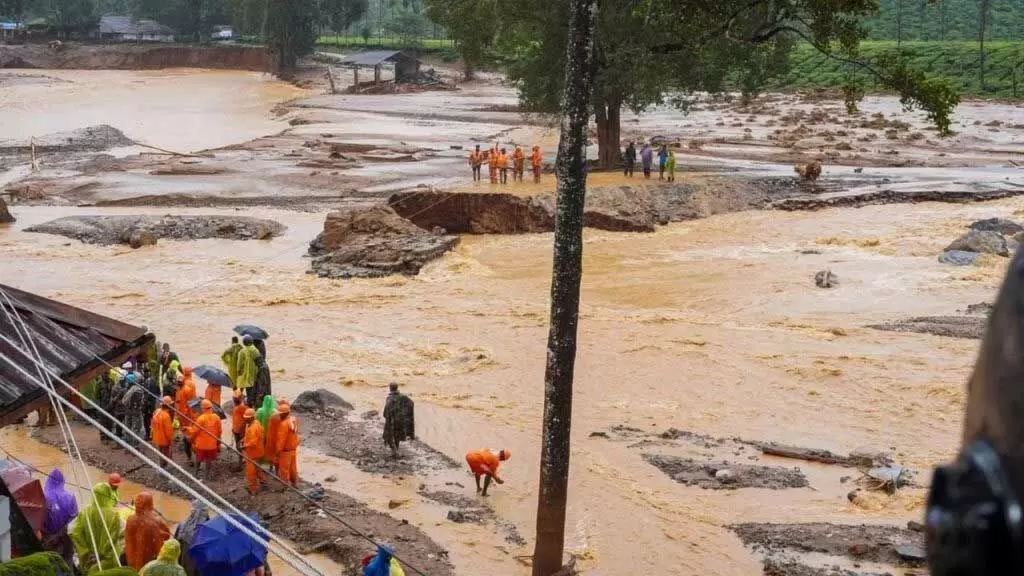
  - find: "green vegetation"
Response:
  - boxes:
[865,0,1024,42]
[779,41,1024,98]
[315,34,449,48]
[0,552,71,576]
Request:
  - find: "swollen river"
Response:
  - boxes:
[0,69,1013,575]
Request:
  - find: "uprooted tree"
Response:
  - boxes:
[436,0,960,169]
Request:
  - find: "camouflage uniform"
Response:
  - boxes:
[121,383,149,447]
[95,375,114,444]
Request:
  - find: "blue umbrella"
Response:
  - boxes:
[189,513,267,576]
[193,365,233,388]
[189,398,227,419]
[233,325,269,340]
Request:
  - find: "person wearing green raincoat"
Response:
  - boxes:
[70,483,124,575]
[255,395,277,431]
[140,538,186,576]
[220,336,242,388]
[235,336,261,407]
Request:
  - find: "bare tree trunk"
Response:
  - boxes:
[980,0,990,90]
[530,0,596,573]
[896,0,903,47]
[594,96,621,170]
[939,0,946,40]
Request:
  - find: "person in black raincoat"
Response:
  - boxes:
[173,500,210,576]
[382,383,415,456]
[109,375,128,445]
[142,365,161,440]
[253,354,272,409]
[96,373,115,444]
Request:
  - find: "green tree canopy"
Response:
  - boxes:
[322,0,367,33]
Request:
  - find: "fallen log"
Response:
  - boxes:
[753,442,875,468]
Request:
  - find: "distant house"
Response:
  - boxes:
[0,20,23,43]
[211,25,233,40]
[98,15,175,43]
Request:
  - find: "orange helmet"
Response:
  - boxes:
[243,408,256,419]
[278,403,290,415]
[499,449,510,461]
[161,396,173,406]
[108,473,122,487]
[201,399,213,410]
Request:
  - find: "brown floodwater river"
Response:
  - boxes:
[0,69,1017,575]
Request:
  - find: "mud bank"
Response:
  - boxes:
[643,454,809,489]
[308,205,459,279]
[26,214,285,246]
[869,315,987,339]
[731,522,924,567]
[773,186,1024,211]
[0,44,269,72]
[32,422,454,575]
[0,125,133,156]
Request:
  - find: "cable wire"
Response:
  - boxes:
[0,333,325,576]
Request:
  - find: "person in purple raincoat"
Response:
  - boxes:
[42,468,78,569]
[640,143,653,178]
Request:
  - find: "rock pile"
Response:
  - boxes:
[940,217,1022,265]
[26,215,284,247]
[308,205,459,279]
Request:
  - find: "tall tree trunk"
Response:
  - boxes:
[980,0,989,90]
[594,95,621,170]
[896,0,903,46]
[917,0,926,40]
[530,0,596,573]
[939,0,946,40]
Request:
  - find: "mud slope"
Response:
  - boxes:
[33,423,453,576]
[0,44,269,71]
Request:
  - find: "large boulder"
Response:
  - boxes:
[291,389,353,413]
[939,250,981,266]
[0,197,13,224]
[945,230,1009,257]
[969,217,1024,236]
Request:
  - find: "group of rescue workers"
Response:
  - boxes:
[468,143,543,184]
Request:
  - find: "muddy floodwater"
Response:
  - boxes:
[1,67,1021,575]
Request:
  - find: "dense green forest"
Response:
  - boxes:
[864,0,1024,41]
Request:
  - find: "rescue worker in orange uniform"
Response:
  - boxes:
[275,404,300,487]
[150,396,175,467]
[531,146,543,183]
[263,401,288,473]
[175,369,197,424]
[124,492,170,571]
[230,390,248,469]
[241,408,265,495]
[513,145,525,182]
[497,148,509,184]
[487,146,499,184]
[203,381,221,411]
[468,145,483,182]
[465,449,510,496]
[193,399,222,480]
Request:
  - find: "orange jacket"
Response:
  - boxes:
[496,153,508,168]
[513,147,525,165]
[124,493,170,571]
[276,417,299,453]
[243,420,265,460]
[150,408,174,448]
[264,412,283,461]
[488,152,499,168]
[204,384,221,407]
[466,449,500,477]
[231,401,247,436]
[531,149,542,168]
[194,412,222,452]
[175,381,196,422]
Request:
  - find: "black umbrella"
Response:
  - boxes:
[188,397,227,419]
[192,365,233,388]
[233,325,269,340]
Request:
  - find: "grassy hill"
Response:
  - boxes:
[776,41,1024,98]
[865,0,1024,42]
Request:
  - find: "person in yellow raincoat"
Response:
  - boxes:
[220,336,242,386]
[71,482,124,575]
[235,335,261,407]
[140,538,186,576]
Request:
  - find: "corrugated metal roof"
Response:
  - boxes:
[337,50,410,67]
[0,284,149,417]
